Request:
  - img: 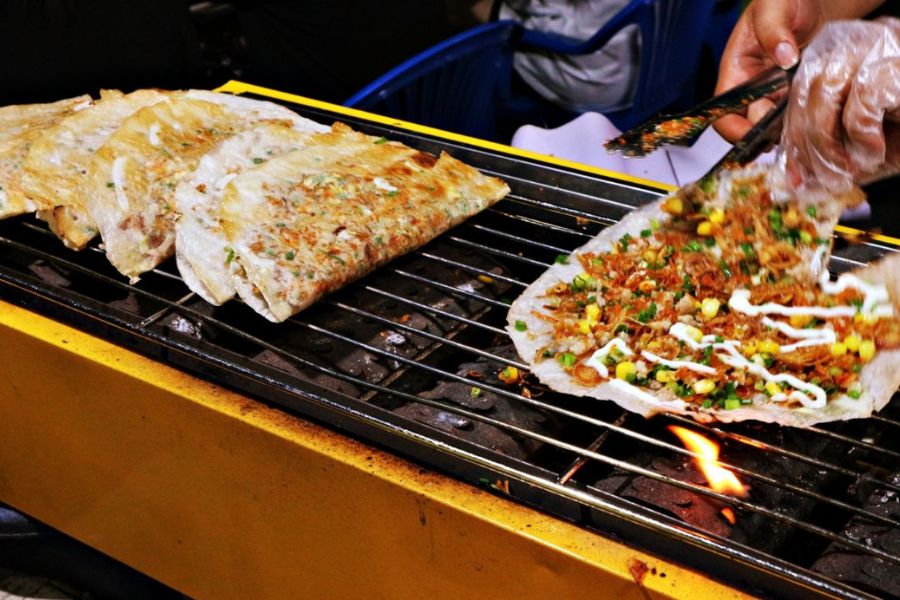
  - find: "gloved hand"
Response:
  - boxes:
[714,0,884,143]
[780,18,900,193]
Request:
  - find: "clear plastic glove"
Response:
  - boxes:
[713,0,884,143]
[781,18,900,192]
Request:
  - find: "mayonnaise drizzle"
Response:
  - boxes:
[587,338,633,378]
[111,157,130,210]
[760,316,836,353]
[728,289,893,319]
[668,322,827,409]
[640,350,716,375]
[669,322,740,351]
[819,271,891,313]
[373,177,399,194]
[717,345,826,408]
[148,123,161,146]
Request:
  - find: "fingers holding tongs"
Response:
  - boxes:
[604,64,796,158]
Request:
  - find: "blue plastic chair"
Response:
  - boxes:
[345,0,736,141]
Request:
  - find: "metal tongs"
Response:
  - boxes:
[605,65,796,177]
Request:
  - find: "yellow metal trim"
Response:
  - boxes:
[834,224,900,247]
[0,301,755,599]
[214,80,674,193]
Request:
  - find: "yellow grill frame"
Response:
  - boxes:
[1,81,866,598]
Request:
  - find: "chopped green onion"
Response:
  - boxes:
[572,274,594,291]
[718,259,733,279]
[559,352,576,368]
[640,228,652,238]
[635,302,657,323]
[724,398,741,410]
[683,240,703,252]
[848,389,862,399]
[740,242,755,258]
[514,320,527,332]
[374,137,388,144]
[806,205,817,218]
[554,254,570,265]
[470,386,482,398]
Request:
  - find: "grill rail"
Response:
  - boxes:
[1,100,898,599]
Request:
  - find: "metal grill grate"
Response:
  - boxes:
[1,101,899,599]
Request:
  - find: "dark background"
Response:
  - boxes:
[0,0,457,105]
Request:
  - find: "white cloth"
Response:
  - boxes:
[499,0,640,112]
[511,112,733,186]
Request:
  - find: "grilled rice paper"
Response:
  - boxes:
[174,121,327,305]
[0,95,92,219]
[221,123,510,322]
[21,89,171,250]
[85,91,321,281]
[507,166,899,427]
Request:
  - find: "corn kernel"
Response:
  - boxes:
[685,325,703,342]
[859,339,876,362]
[577,319,592,335]
[615,361,636,380]
[708,208,725,224]
[642,249,657,262]
[783,208,800,228]
[829,342,847,357]
[759,340,780,355]
[789,314,812,328]
[692,378,716,395]
[638,279,657,294]
[655,369,675,383]
[662,196,683,215]
[498,366,519,384]
[700,298,721,320]
[843,334,861,352]
[585,303,600,323]
[742,339,758,356]
[854,312,879,324]
[477,275,494,284]
[696,221,713,236]
[765,381,782,396]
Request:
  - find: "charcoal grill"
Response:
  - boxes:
[1,81,899,599]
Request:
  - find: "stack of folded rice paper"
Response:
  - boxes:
[0,89,509,322]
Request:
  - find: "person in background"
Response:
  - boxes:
[496,0,640,113]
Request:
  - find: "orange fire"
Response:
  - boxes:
[668,425,747,497]
[720,507,737,525]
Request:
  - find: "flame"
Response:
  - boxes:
[668,425,747,497]
[720,507,737,525]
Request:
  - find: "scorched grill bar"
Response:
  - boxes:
[1,83,899,599]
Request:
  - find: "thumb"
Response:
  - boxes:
[751,1,801,69]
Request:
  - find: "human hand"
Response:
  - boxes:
[713,0,884,143]
[781,18,900,193]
